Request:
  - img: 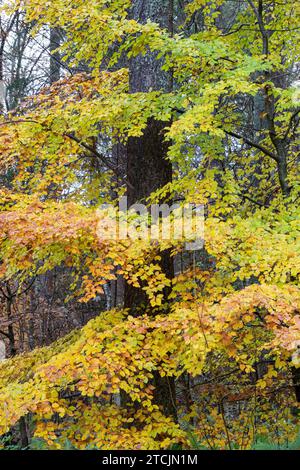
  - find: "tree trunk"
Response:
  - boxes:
[123,0,177,420]
[5,284,29,448]
[49,27,61,84]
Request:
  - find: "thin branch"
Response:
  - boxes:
[224,129,279,162]
[283,108,300,141]
[0,119,134,190]
[0,329,10,339]
[238,192,266,207]
[64,133,116,172]
[64,133,134,190]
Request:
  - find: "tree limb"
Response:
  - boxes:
[224,129,279,162]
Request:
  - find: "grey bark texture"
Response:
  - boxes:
[124,0,177,419]
[50,27,61,84]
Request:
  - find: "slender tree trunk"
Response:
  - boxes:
[6,287,16,357]
[5,284,29,447]
[49,27,61,84]
[28,286,36,350]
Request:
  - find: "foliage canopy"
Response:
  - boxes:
[0,0,299,449]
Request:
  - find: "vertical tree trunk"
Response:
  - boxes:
[5,284,29,448]
[124,0,177,420]
[6,285,16,357]
[49,27,61,84]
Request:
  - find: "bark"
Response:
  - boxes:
[4,284,29,447]
[6,286,16,357]
[292,367,300,402]
[123,0,177,419]
[49,27,61,84]
[19,417,29,449]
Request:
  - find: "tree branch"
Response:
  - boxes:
[0,329,10,339]
[224,129,279,162]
